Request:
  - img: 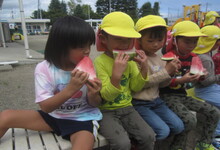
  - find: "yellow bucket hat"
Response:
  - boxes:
[99,11,141,38]
[193,25,220,54]
[204,11,220,26]
[171,21,206,37]
[135,15,168,32]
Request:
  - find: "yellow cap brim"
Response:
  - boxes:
[193,38,217,54]
[174,32,207,37]
[103,27,141,38]
[137,24,168,32]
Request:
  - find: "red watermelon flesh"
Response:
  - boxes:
[190,56,204,75]
[75,56,96,80]
[113,48,137,61]
[161,51,176,61]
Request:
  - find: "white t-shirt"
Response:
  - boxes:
[35,60,102,121]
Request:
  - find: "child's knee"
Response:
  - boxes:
[0,109,14,127]
[183,113,197,131]
[156,125,170,140]
[171,118,185,134]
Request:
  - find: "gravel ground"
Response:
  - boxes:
[0,63,39,111]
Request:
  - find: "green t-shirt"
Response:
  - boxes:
[94,53,148,110]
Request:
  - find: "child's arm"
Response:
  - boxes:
[86,78,102,107]
[38,69,89,113]
[174,72,200,85]
[133,50,148,79]
[111,52,130,89]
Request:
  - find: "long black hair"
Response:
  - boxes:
[44,16,95,68]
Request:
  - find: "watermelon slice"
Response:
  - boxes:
[113,48,137,61]
[75,56,96,80]
[190,56,205,75]
[161,51,177,61]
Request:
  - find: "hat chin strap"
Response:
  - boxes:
[174,37,187,57]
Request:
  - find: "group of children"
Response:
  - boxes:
[0,10,220,150]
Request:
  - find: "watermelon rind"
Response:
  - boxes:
[161,52,176,61]
[113,49,137,61]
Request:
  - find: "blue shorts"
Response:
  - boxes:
[38,110,95,140]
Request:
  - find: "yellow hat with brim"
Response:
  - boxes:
[193,25,220,54]
[99,11,141,38]
[204,11,220,26]
[172,21,206,37]
[135,15,168,32]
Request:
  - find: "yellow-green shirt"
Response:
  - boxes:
[94,53,148,110]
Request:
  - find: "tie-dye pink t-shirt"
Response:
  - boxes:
[34,60,102,121]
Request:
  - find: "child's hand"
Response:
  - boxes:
[86,78,102,106]
[86,78,102,96]
[111,52,129,88]
[165,58,181,76]
[67,69,89,94]
[112,52,129,78]
[181,72,200,83]
[134,50,148,78]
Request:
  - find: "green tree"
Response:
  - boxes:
[139,2,153,17]
[31,9,48,19]
[96,0,110,18]
[67,0,77,15]
[112,0,138,19]
[96,0,138,19]
[47,0,68,25]
[74,5,86,19]
[153,2,160,15]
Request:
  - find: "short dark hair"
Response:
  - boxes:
[44,16,95,68]
[139,26,167,39]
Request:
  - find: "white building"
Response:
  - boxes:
[7,18,50,34]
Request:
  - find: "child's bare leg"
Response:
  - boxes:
[0,109,52,138]
[70,130,94,150]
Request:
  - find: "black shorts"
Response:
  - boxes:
[38,110,94,140]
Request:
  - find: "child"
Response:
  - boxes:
[94,11,155,150]
[132,15,184,140]
[193,25,220,149]
[0,16,103,150]
[203,11,220,27]
[213,48,220,77]
[160,21,220,150]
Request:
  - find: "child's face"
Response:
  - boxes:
[68,45,91,65]
[175,37,199,55]
[139,32,165,56]
[102,34,133,51]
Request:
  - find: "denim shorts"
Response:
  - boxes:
[38,110,97,140]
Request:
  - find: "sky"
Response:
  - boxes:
[0,0,219,20]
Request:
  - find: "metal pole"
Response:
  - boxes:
[0,22,6,48]
[109,0,111,13]
[18,0,32,58]
[0,9,6,48]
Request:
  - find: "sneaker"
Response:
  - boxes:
[195,142,217,150]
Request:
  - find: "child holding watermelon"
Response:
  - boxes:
[193,25,220,149]
[94,11,155,150]
[132,15,184,141]
[160,21,220,150]
[0,16,103,150]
